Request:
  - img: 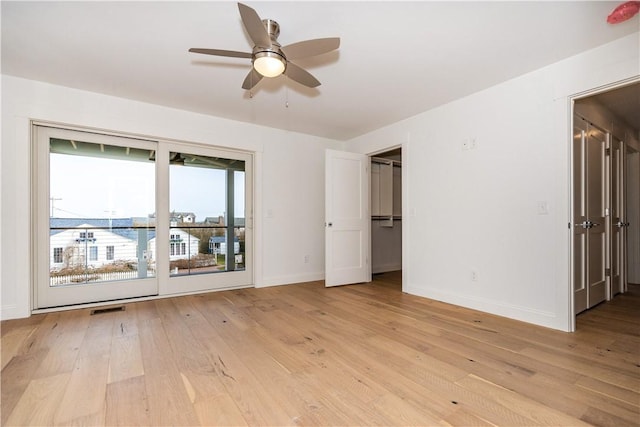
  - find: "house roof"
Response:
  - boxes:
[2,2,637,141]
[209,236,240,244]
[50,218,156,241]
[172,212,196,218]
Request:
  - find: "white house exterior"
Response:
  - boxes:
[209,236,240,255]
[50,225,138,269]
[171,212,196,223]
[49,219,148,270]
[148,228,200,261]
[50,219,200,267]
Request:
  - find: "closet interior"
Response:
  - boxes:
[370,148,402,274]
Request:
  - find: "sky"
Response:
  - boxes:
[50,153,244,221]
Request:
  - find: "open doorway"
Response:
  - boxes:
[572,80,640,324]
[370,148,402,280]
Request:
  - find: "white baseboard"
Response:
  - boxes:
[405,284,565,331]
[1,304,30,321]
[259,272,324,288]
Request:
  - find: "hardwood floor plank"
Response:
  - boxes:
[580,405,640,427]
[107,334,144,384]
[105,376,151,426]
[455,373,592,426]
[1,325,37,370]
[193,393,249,427]
[0,348,49,425]
[575,375,640,406]
[4,372,70,426]
[520,346,639,392]
[137,316,201,426]
[28,311,90,380]
[53,353,109,425]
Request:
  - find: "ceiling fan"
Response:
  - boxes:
[189,2,340,90]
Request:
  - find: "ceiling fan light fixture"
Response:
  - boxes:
[253,51,286,77]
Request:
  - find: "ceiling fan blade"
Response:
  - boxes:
[242,68,264,90]
[189,48,252,59]
[281,37,340,60]
[284,62,321,88]
[238,2,271,48]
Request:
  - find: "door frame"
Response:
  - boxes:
[569,76,640,330]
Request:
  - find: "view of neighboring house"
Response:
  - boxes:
[209,236,240,255]
[50,218,146,269]
[171,211,196,224]
[49,218,200,268]
[148,228,200,261]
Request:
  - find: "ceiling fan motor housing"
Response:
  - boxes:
[262,19,280,41]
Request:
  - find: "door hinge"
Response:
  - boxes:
[605,268,611,277]
[605,148,611,156]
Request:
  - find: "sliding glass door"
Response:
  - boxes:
[34,126,253,309]
[160,142,252,295]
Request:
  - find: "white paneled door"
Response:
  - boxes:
[325,150,371,287]
[573,116,607,314]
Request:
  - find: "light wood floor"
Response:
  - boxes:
[2,272,638,426]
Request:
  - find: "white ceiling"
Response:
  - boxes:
[2,1,638,141]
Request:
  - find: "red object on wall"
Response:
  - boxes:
[607,1,640,24]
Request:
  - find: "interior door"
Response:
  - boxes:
[609,136,626,296]
[573,116,607,313]
[573,118,589,314]
[325,149,371,287]
[586,126,607,307]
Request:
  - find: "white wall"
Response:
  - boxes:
[1,75,340,320]
[346,33,639,331]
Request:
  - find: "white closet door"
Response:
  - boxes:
[325,149,370,287]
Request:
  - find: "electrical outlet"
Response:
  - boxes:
[537,201,549,215]
[462,137,477,151]
[471,270,478,282]
[304,255,310,264]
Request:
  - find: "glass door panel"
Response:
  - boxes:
[35,127,158,309]
[163,144,252,293]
